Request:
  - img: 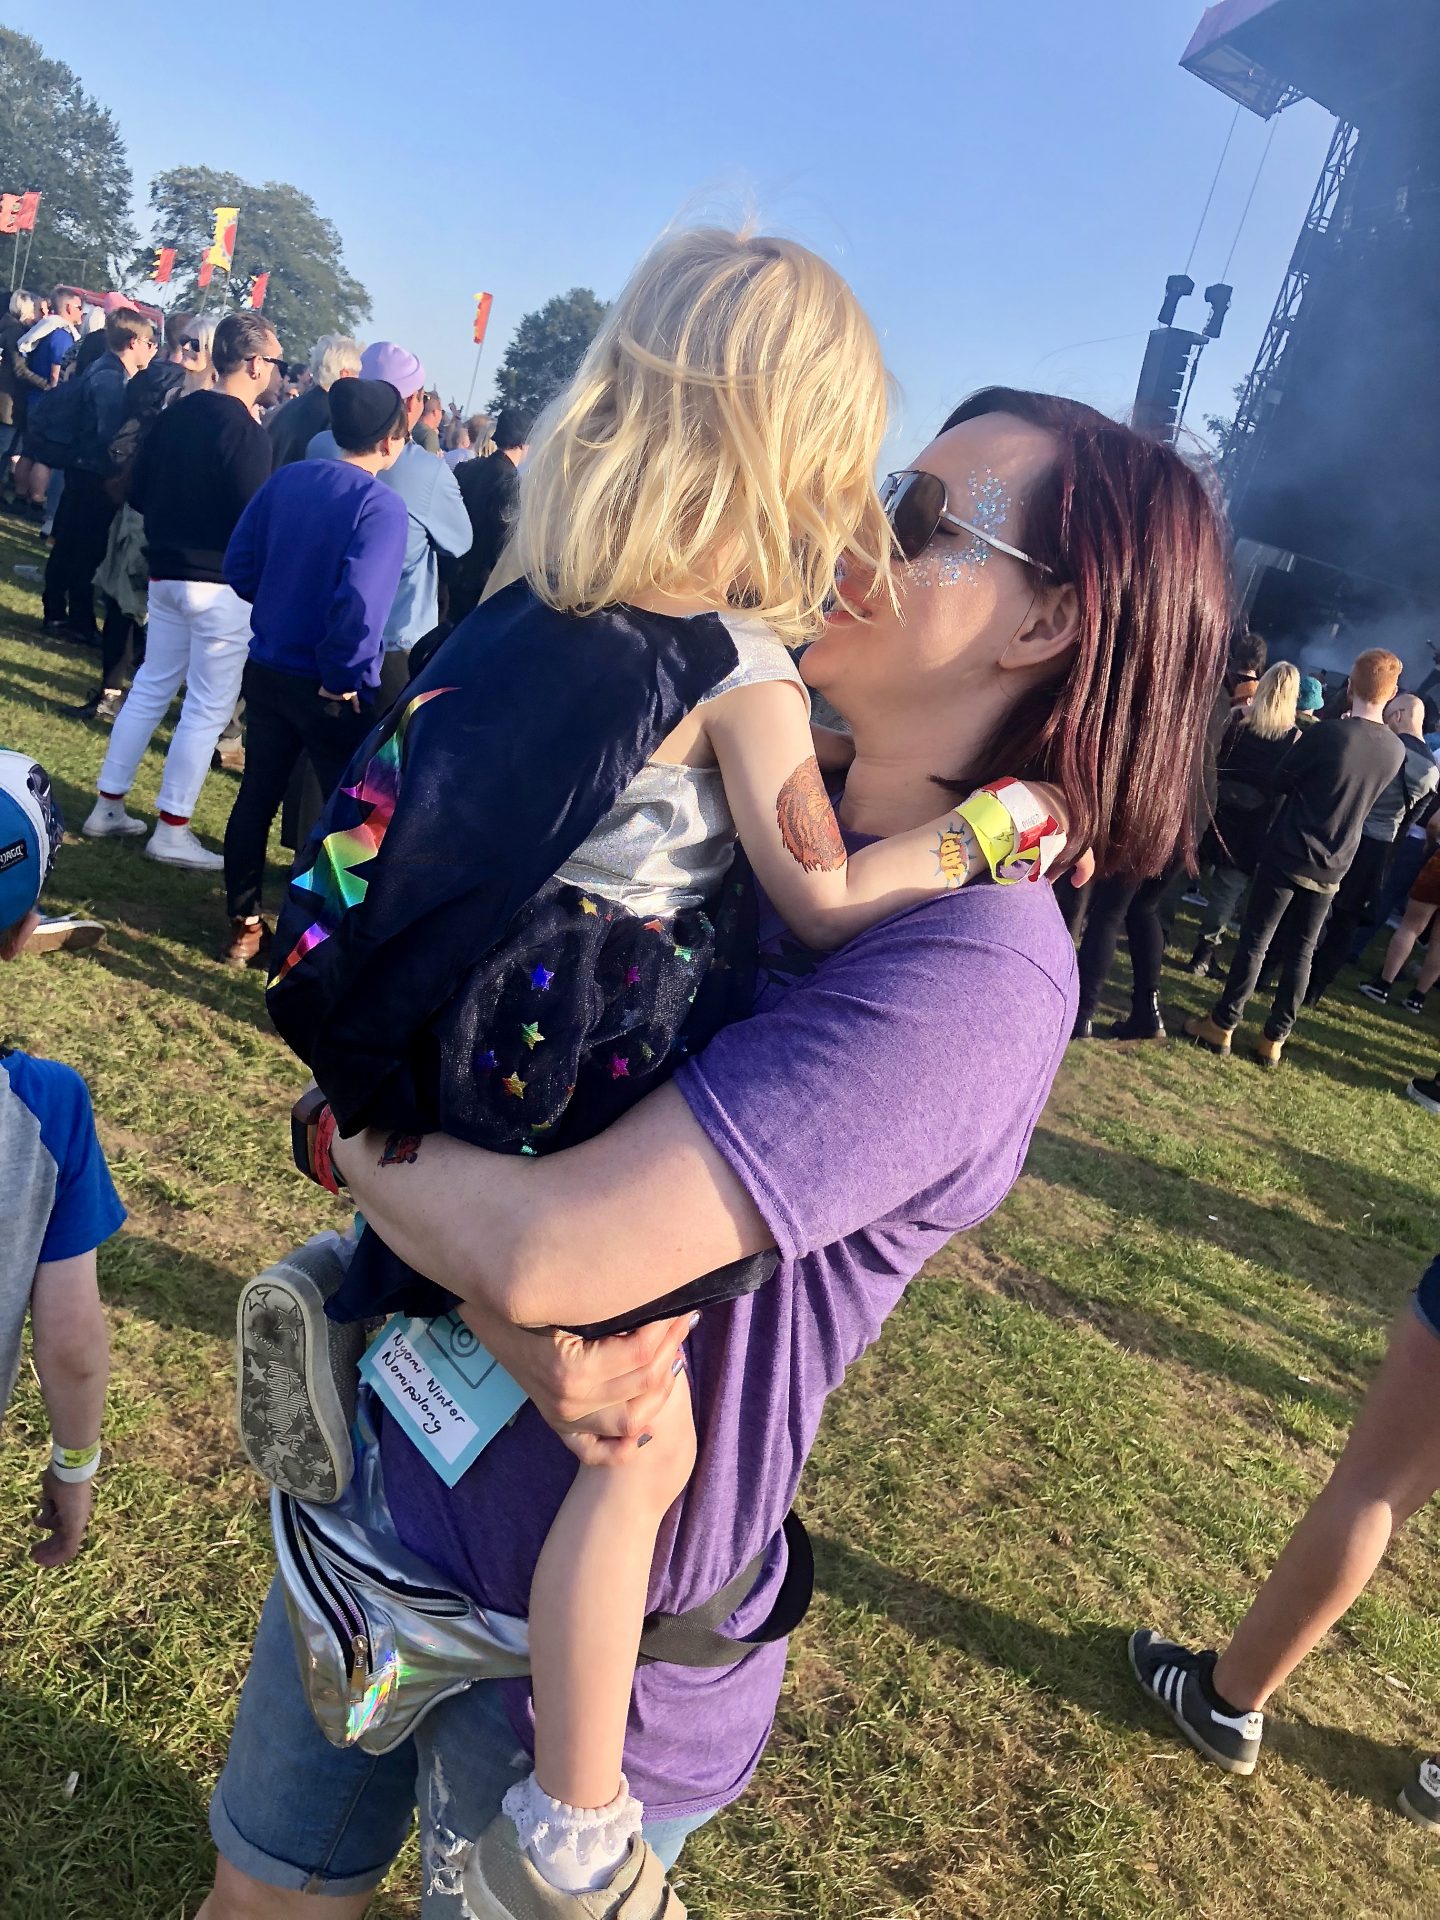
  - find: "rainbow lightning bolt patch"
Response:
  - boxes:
[272,687,454,982]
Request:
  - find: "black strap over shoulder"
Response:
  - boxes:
[637,1512,814,1670]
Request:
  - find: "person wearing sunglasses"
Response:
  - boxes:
[84,311,282,870]
[196,386,1229,1920]
[176,314,219,394]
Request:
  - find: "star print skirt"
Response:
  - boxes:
[323,877,776,1337]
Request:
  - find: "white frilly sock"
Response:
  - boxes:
[502,1770,643,1894]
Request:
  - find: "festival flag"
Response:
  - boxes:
[16,191,40,232]
[206,206,240,272]
[0,195,21,236]
[151,246,176,285]
[473,291,493,345]
[197,257,215,289]
[249,272,270,310]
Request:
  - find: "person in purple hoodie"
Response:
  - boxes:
[218,378,411,969]
[196,390,1231,1920]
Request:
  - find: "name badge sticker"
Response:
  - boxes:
[360,1311,528,1486]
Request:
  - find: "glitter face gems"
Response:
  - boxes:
[907,469,1013,589]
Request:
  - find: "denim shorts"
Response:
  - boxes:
[210,1580,711,1909]
[1413,1255,1440,1342]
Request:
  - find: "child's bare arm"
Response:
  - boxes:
[29,1250,109,1568]
[705,681,1059,950]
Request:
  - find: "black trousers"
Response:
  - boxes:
[223,660,373,920]
[42,469,117,634]
[1071,868,1172,1022]
[1306,836,1388,1006]
[99,597,145,691]
[1213,862,1336,1040]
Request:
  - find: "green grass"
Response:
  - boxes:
[0,510,1437,1917]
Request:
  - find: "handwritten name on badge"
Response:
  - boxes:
[360,1311,530,1486]
[373,1324,478,1462]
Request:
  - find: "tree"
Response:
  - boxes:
[0,29,135,294]
[1203,379,1250,460]
[490,288,608,416]
[140,167,369,353]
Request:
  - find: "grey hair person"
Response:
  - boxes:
[309,334,364,390]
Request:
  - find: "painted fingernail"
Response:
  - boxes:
[637,1433,652,1448]
[671,1355,685,1375]
[688,1313,701,1328]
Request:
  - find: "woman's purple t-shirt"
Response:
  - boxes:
[382,870,1077,1818]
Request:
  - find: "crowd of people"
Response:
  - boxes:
[1,231,1437,1920]
[1065,624,1440,1100]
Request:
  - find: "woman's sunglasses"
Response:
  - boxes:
[179,337,202,352]
[879,469,1052,575]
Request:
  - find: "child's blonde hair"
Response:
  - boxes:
[510,226,894,642]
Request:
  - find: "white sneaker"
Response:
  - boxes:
[144,821,225,871]
[81,798,147,839]
[27,915,105,954]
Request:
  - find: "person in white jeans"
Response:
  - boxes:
[81,311,282,870]
[89,580,252,869]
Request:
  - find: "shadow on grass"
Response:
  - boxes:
[0,1686,214,1920]
[1268,1712,1420,1816]
[105,1233,246,1338]
[1029,1128,1432,1291]
[88,929,276,1036]
[811,1530,1155,1737]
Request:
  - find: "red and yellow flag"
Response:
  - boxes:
[473,291,493,345]
[16,191,40,232]
[0,195,21,236]
[151,246,176,285]
[206,206,239,271]
[249,273,270,311]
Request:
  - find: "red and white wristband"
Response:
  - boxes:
[956,778,1066,885]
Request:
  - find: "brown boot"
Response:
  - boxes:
[1253,1031,1285,1071]
[220,917,272,969]
[1183,1012,1234,1057]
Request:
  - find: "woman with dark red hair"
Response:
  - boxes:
[199,389,1230,1920]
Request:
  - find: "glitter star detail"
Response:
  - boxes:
[640,1043,655,1062]
[520,1022,544,1050]
[530,965,554,991]
[609,1054,630,1080]
[624,965,642,987]
[580,898,599,916]
[476,1048,497,1070]
[643,919,665,935]
[674,944,694,963]
[502,1072,527,1098]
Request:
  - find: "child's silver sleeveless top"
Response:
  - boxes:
[554,615,808,918]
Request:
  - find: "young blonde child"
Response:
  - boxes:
[255,227,1060,1917]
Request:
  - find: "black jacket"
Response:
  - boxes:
[1209,714,1300,875]
[266,384,332,468]
[445,450,520,621]
[130,389,273,581]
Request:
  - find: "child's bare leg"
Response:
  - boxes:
[503,1371,697,1892]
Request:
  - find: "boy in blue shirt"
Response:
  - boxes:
[219,378,411,968]
[0,750,125,1566]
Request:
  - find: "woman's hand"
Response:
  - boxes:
[455,1298,695,1465]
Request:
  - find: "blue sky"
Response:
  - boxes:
[36,0,1337,459]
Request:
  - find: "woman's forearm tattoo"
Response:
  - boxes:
[379,1131,422,1169]
[776,757,847,872]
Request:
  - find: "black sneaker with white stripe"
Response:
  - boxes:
[1128,1629,1265,1775]
[1400,1754,1440,1831]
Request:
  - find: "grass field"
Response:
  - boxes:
[0,510,1437,1919]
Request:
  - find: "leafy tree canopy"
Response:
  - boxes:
[0,28,135,296]
[491,288,608,416]
[141,167,369,354]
